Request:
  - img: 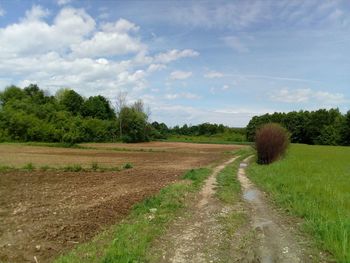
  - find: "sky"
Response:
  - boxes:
[0,0,349,127]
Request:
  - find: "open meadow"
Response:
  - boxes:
[0,142,241,262]
[247,144,350,262]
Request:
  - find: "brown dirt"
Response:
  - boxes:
[0,142,242,262]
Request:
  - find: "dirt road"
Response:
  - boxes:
[150,156,329,263]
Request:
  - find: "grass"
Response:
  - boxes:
[216,147,253,204]
[54,167,212,263]
[164,135,252,145]
[247,144,350,262]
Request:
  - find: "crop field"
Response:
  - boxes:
[0,142,241,262]
[247,144,350,262]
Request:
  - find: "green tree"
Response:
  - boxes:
[81,95,115,120]
[57,89,84,115]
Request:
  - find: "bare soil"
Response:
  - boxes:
[0,142,241,262]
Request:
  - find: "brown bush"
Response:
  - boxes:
[255,123,290,164]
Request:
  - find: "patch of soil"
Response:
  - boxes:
[0,142,239,262]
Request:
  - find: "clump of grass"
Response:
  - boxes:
[63,164,83,172]
[54,167,211,263]
[22,162,35,171]
[123,163,133,169]
[255,123,289,164]
[0,165,14,172]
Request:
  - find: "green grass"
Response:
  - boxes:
[247,144,350,262]
[164,135,251,145]
[216,148,253,204]
[54,167,211,263]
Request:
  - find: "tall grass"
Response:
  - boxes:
[247,144,350,262]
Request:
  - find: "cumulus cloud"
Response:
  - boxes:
[270,88,347,104]
[0,5,199,99]
[0,6,95,57]
[170,70,192,80]
[71,19,144,57]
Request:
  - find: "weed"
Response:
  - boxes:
[123,163,133,169]
[63,164,83,172]
[22,163,35,171]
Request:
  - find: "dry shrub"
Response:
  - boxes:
[255,123,290,164]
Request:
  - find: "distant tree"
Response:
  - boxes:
[341,111,350,145]
[57,89,84,115]
[120,106,150,142]
[82,95,115,120]
[0,85,26,106]
[115,91,127,140]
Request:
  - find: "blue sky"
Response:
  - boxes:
[0,0,349,127]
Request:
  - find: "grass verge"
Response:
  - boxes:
[247,144,350,262]
[54,167,212,263]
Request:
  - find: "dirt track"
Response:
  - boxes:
[0,142,240,262]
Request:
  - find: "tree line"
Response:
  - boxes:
[246,109,350,146]
[0,85,152,143]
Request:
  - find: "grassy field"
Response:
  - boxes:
[247,144,350,262]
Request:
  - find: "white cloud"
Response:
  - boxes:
[57,0,72,6]
[0,6,95,57]
[270,88,347,105]
[204,71,224,78]
[147,64,166,73]
[170,70,192,80]
[0,5,200,100]
[154,49,199,64]
[71,19,144,57]
[24,5,50,21]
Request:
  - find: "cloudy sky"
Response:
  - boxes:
[0,0,349,127]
